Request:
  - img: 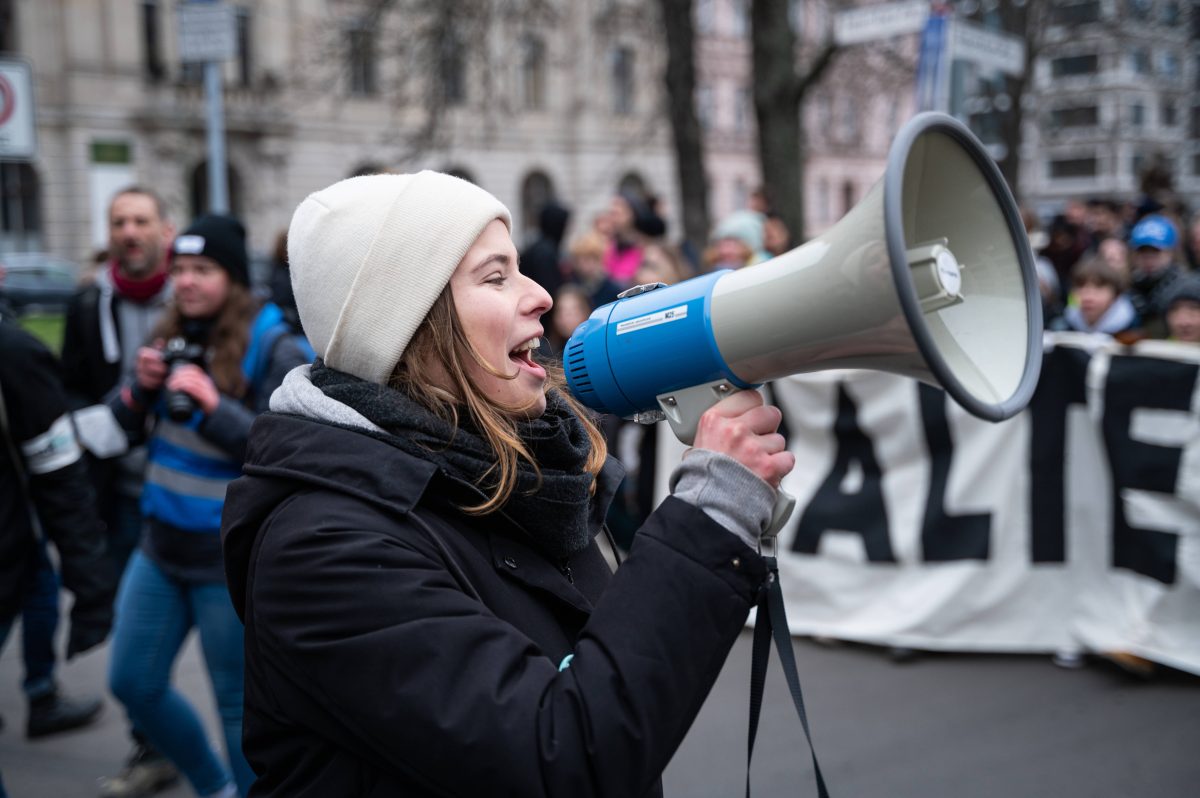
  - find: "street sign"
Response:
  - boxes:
[178,2,236,63]
[949,20,1026,77]
[834,0,929,46]
[0,59,36,160]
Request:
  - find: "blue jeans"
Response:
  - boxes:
[20,538,60,700]
[108,551,254,796]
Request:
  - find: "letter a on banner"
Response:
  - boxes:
[792,384,897,562]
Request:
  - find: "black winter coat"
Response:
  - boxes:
[0,303,115,652]
[222,411,767,797]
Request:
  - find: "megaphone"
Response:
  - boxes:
[565,112,1042,455]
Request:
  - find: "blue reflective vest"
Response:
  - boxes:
[141,303,310,533]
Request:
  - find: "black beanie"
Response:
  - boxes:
[172,214,250,286]
[1165,275,1200,311]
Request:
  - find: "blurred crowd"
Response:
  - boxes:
[1025,195,1200,345]
[2,171,1197,796]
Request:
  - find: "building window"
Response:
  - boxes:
[141,2,165,81]
[1131,153,1145,178]
[841,181,856,216]
[235,6,253,88]
[1191,105,1200,139]
[1126,0,1152,20]
[1162,100,1178,127]
[1159,51,1180,81]
[441,32,466,106]
[730,0,749,37]
[841,101,859,144]
[611,46,635,115]
[189,161,242,219]
[1050,105,1100,127]
[0,163,41,253]
[520,171,556,242]
[1130,103,1145,127]
[1131,49,1152,74]
[789,0,805,35]
[696,84,714,130]
[346,25,376,96]
[1193,152,1200,176]
[816,179,830,224]
[443,165,476,184]
[1052,1,1101,25]
[1049,157,1098,178]
[519,35,546,111]
[815,93,832,141]
[347,162,388,178]
[735,87,751,133]
[1162,1,1181,25]
[1051,54,1099,77]
[695,0,715,33]
[0,0,15,52]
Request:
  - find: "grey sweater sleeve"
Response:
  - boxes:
[668,449,777,550]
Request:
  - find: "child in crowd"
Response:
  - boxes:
[1164,276,1200,344]
[1050,257,1139,338]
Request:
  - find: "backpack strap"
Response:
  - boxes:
[242,303,317,400]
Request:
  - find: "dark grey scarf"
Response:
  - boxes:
[311,363,595,560]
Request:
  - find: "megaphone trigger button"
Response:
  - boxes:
[617,282,668,300]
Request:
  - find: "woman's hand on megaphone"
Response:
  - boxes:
[692,391,795,490]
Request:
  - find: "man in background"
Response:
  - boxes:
[59,186,179,798]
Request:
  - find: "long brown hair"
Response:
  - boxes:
[391,290,607,515]
[151,283,257,399]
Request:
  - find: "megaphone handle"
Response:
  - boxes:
[656,381,798,538]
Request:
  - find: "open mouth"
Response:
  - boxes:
[509,336,540,365]
[508,337,546,377]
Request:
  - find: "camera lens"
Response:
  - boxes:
[165,388,197,422]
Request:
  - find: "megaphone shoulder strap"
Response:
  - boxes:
[747,556,831,798]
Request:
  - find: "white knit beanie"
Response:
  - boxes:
[287,171,512,384]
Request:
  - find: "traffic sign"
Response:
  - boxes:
[834,0,929,46]
[0,59,36,160]
[178,2,236,63]
[949,20,1026,77]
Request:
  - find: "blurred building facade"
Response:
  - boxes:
[1,0,915,264]
[1016,0,1200,215]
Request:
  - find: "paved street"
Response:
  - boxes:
[2,626,1197,797]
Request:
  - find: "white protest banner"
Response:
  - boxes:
[653,334,1200,673]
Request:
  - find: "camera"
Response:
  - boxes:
[161,337,208,422]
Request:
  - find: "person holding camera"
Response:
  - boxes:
[220,172,794,796]
[105,215,311,798]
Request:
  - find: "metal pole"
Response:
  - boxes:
[204,59,229,214]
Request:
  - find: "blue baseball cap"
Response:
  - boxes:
[1130,214,1178,250]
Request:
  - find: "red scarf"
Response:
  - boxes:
[110,260,168,303]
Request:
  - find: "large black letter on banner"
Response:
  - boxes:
[918,385,991,561]
[1101,354,1194,585]
[1027,345,1091,563]
[791,384,896,562]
